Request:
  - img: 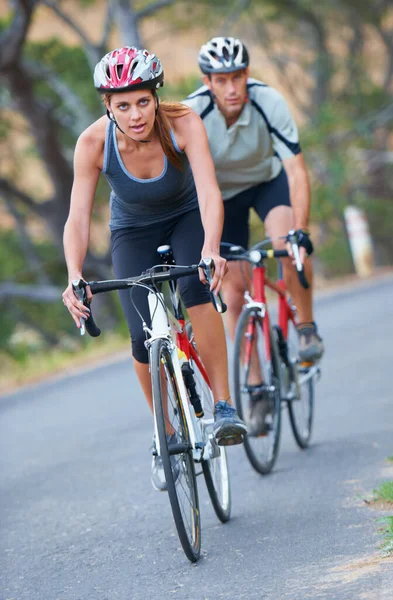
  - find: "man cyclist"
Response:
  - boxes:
[183,36,324,436]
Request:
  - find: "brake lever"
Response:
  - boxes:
[72,279,87,335]
[199,258,227,314]
[71,279,101,337]
[287,231,310,290]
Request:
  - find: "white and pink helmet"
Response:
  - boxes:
[94,47,164,93]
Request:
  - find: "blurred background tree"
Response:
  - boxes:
[0,0,392,373]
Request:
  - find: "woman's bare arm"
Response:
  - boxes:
[174,111,227,291]
[62,127,103,326]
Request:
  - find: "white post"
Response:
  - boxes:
[344,206,375,277]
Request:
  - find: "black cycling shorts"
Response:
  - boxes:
[221,167,291,250]
[111,209,210,364]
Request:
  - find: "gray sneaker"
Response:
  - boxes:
[213,400,247,446]
[247,386,272,437]
[151,433,180,492]
[297,323,324,363]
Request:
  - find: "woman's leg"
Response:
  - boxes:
[187,303,230,403]
[170,210,230,404]
[220,190,253,342]
[171,209,247,444]
[111,225,166,412]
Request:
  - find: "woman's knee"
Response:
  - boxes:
[131,334,149,364]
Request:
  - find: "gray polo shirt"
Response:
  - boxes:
[183,78,301,200]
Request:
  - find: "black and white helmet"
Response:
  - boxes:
[198,37,249,74]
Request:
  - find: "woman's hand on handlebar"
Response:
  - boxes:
[199,249,228,293]
[62,278,92,329]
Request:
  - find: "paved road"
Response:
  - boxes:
[1,277,393,600]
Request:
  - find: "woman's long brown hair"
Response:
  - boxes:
[103,92,191,170]
[155,100,191,170]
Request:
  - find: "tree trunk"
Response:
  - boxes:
[111,0,142,47]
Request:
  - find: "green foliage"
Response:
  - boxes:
[0,230,28,281]
[359,195,393,265]
[0,12,13,33]
[76,0,96,6]
[25,38,100,116]
[374,481,393,504]
[0,229,71,353]
[317,227,353,277]
[161,76,203,101]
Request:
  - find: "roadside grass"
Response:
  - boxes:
[387,456,393,463]
[374,481,393,504]
[0,332,129,395]
[378,516,393,558]
[372,477,393,558]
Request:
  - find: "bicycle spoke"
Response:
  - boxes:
[151,339,200,562]
[234,309,281,475]
[286,321,314,449]
[186,322,231,523]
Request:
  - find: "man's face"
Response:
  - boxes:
[203,68,249,123]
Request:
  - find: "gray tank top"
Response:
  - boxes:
[102,121,198,230]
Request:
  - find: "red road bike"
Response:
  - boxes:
[223,236,320,475]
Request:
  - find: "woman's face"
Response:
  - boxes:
[106,89,156,141]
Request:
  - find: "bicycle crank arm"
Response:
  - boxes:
[298,363,321,386]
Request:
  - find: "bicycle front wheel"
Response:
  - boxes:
[233,307,281,475]
[186,323,231,523]
[286,321,314,449]
[150,338,201,562]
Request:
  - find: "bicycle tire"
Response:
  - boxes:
[186,323,231,523]
[150,338,201,562]
[233,307,281,475]
[286,321,315,449]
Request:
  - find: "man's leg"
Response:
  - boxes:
[264,205,324,361]
[220,189,253,342]
[264,205,313,323]
[221,261,252,341]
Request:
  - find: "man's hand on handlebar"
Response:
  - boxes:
[286,229,314,266]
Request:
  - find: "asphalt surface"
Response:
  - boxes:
[1,276,393,600]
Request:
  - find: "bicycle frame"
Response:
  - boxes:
[146,288,211,463]
[247,261,297,363]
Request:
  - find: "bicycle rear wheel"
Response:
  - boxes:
[286,321,314,449]
[233,307,281,475]
[150,338,201,562]
[186,323,231,523]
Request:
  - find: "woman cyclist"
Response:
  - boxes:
[62,46,246,490]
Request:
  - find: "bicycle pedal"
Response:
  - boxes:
[300,361,313,368]
[217,433,245,446]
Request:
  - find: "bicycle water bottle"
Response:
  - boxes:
[178,349,204,418]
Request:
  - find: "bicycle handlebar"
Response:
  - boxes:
[71,279,101,337]
[286,231,310,289]
[72,258,227,338]
[222,240,309,289]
